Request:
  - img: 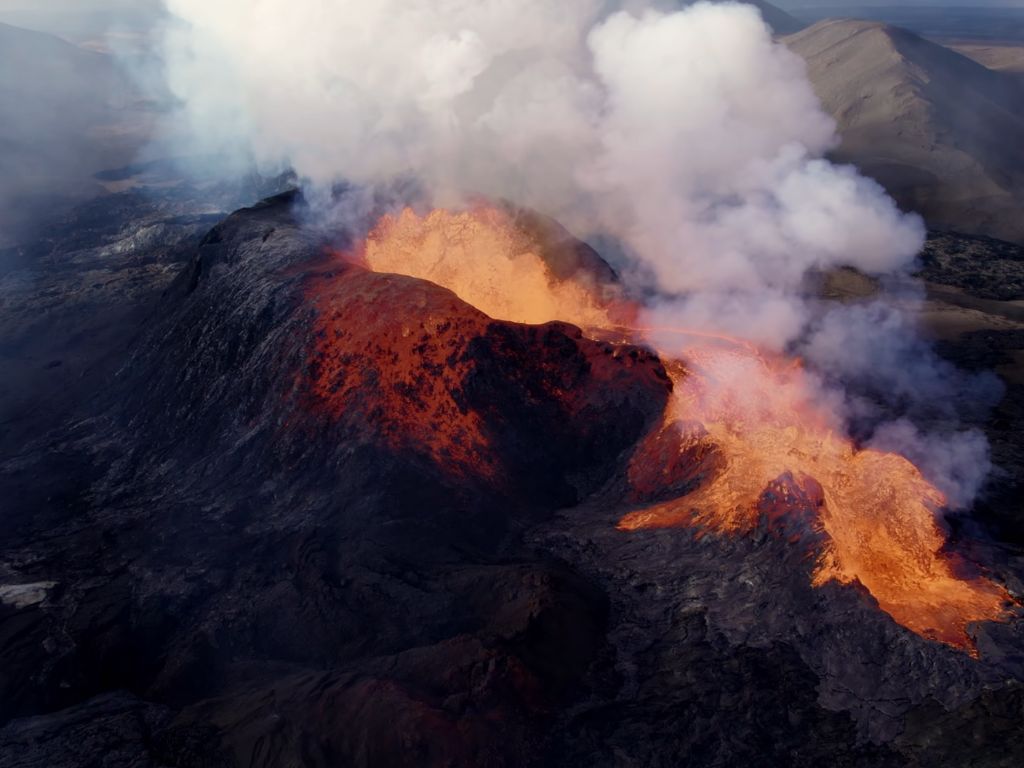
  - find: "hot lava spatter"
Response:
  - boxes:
[314,205,1013,651]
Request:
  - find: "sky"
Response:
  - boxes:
[0,1,158,9]
[774,0,1023,7]
[1,0,1021,15]
[2,1,1022,41]
[0,0,161,46]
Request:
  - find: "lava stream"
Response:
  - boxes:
[317,205,1013,651]
[619,343,1010,650]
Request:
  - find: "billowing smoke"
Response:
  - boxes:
[158,0,995,507]
[160,0,923,326]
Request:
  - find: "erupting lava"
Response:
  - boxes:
[360,207,616,329]
[316,205,1012,651]
[619,342,1010,649]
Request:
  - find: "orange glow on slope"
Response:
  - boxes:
[316,206,1012,651]
[306,267,502,476]
[361,207,616,330]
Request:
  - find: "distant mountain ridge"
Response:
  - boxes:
[786,18,1024,242]
[0,22,147,244]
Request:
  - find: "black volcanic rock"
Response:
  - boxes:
[500,204,620,287]
[920,232,1024,301]
[0,192,668,765]
[112,191,669,513]
[2,192,1024,767]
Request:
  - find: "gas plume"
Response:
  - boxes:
[159,1,993,505]
[159,0,922,304]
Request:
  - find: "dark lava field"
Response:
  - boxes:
[2,186,1024,768]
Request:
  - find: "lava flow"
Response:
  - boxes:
[360,206,617,329]
[619,341,1011,649]
[315,205,1013,651]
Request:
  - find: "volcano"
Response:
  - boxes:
[2,192,1024,768]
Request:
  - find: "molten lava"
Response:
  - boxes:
[304,210,668,489]
[618,342,1011,649]
[361,207,616,330]
[313,205,1012,651]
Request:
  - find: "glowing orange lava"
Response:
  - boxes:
[360,207,616,330]
[618,341,1011,649]
[322,205,1013,651]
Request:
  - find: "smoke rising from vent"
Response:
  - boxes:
[160,0,924,317]
[159,0,993,507]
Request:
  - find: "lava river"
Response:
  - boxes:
[313,205,1013,652]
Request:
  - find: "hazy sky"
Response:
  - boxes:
[0,0,162,43]
[1,1,1022,46]
[0,1,159,9]
[0,1,161,25]
[1,0,1021,11]
[775,0,1023,7]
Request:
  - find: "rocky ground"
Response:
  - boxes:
[1,191,1023,767]
[920,233,1024,301]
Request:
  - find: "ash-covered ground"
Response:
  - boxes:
[2,189,1024,768]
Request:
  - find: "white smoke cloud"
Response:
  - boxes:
[161,0,606,200]
[583,9,921,295]
[869,420,993,510]
[158,0,997,507]
[159,0,924,335]
[803,299,1003,419]
[797,297,1004,507]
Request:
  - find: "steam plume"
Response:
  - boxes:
[158,0,995,506]
[161,0,923,319]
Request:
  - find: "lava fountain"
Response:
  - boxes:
[313,205,1013,652]
[361,206,618,329]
